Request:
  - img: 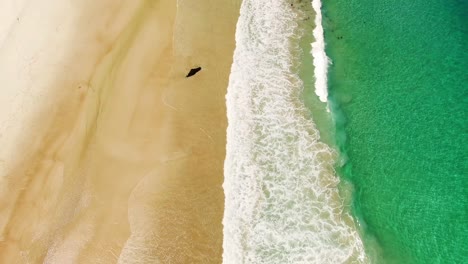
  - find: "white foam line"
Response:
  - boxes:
[311,0,331,103]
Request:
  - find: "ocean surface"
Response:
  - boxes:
[322,0,468,263]
[223,0,466,263]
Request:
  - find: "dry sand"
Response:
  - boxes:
[0,0,240,263]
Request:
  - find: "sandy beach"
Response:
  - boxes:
[0,0,240,263]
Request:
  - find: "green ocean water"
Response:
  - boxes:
[319,0,468,263]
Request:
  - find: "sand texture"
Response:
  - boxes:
[0,0,240,263]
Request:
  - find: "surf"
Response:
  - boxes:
[222,1,367,263]
[311,0,330,103]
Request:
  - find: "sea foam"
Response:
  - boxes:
[311,0,330,102]
[222,1,367,263]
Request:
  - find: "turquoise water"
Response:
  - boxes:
[321,0,468,263]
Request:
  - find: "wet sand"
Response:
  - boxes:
[0,0,240,263]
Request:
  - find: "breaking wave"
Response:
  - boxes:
[311,0,331,102]
[222,0,367,263]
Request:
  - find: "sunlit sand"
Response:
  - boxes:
[0,0,240,263]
